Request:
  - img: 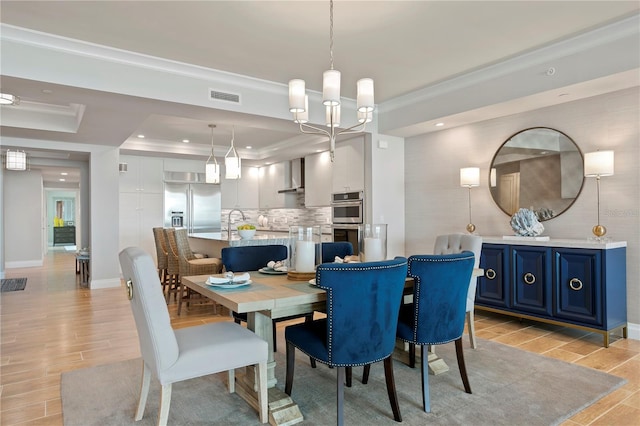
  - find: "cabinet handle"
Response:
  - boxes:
[569,278,583,291]
[523,272,536,285]
[485,268,496,280]
[126,279,133,300]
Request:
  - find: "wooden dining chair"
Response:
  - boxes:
[284,258,409,425]
[396,252,475,413]
[118,247,268,426]
[433,234,483,348]
[152,227,169,295]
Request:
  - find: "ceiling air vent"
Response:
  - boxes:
[209,89,240,103]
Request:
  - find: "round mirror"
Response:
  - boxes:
[489,127,584,221]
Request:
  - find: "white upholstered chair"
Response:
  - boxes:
[119,247,268,426]
[433,234,483,348]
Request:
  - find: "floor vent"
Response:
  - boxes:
[209,89,240,103]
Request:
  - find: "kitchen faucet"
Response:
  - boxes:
[227,209,246,240]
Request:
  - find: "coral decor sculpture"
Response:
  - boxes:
[510,208,545,237]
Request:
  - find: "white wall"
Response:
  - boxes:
[404,87,640,330]
[3,170,44,267]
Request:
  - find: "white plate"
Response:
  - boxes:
[308,279,316,285]
[206,279,252,288]
[258,267,287,275]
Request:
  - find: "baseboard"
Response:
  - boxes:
[89,277,122,289]
[626,322,640,341]
[6,259,44,268]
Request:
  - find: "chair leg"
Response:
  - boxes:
[383,356,402,422]
[135,361,151,421]
[257,361,268,424]
[455,337,472,394]
[177,284,185,316]
[409,342,416,368]
[362,364,371,384]
[158,383,172,426]
[337,367,345,426]
[420,344,431,412]
[285,341,295,395]
[305,314,316,368]
[346,367,352,387]
[467,310,477,349]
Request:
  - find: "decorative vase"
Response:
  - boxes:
[359,224,387,262]
[288,225,322,274]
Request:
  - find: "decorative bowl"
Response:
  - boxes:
[238,228,256,239]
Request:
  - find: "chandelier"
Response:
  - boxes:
[205,124,220,184]
[288,0,374,162]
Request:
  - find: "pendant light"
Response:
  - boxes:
[224,126,241,179]
[205,124,220,184]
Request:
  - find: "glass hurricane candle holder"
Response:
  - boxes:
[289,225,322,272]
[359,224,387,262]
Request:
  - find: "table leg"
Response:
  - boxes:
[393,341,450,375]
[233,311,303,426]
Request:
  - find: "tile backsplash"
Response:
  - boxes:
[222,207,331,233]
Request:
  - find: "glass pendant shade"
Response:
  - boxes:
[225,156,241,179]
[356,78,374,112]
[584,151,614,177]
[289,79,306,112]
[206,162,220,184]
[5,150,26,170]
[322,69,341,106]
[460,167,480,187]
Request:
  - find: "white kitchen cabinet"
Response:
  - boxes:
[259,162,297,209]
[119,155,164,193]
[119,192,164,259]
[331,137,364,193]
[221,166,260,209]
[305,151,333,207]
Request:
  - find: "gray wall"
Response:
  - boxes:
[404,87,640,328]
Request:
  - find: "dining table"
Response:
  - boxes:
[181,267,483,426]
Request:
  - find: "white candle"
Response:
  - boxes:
[295,240,315,272]
[363,237,384,262]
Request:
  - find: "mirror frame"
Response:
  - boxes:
[489,127,585,221]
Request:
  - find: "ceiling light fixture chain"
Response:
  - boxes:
[288,0,374,162]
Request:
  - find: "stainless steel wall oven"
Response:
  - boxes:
[331,191,363,255]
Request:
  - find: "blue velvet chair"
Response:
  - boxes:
[221,245,312,352]
[396,252,475,413]
[320,241,353,263]
[285,257,409,425]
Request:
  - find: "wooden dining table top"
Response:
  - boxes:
[181,268,483,319]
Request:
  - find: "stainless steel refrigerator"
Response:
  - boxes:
[164,172,221,234]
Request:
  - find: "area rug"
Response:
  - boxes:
[61,339,625,425]
[0,277,27,292]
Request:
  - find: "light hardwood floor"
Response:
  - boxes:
[1,250,638,425]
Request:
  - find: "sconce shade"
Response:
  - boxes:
[6,150,26,170]
[584,151,614,177]
[288,79,306,112]
[322,69,341,106]
[460,167,480,187]
[356,78,374,112]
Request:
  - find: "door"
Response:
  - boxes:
[512,246,552,316]
[499,173,520,215]
[476,244,510,308]
[554,248,602,326]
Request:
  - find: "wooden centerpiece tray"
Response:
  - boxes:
[287,270,316,281]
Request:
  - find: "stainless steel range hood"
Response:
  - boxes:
[278,158,305,193]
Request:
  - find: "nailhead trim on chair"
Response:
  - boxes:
[315,261,409,366]
[405,253,475,345]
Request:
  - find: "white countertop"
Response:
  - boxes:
[188,231,293,247]
[482,236,626,250]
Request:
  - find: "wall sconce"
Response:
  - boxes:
[118,163,128,172]
[5,150,27,170]
[460,167,480,233]
[584,150,614,238]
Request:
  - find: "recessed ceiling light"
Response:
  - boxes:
[61,172,68,176]
[42,89,53,94]
[435,122,444,127]
[0,93,20,105]
[137,134,145,138]
[246,146,252,149]
[59,178,66,182]
[182,139,190,143]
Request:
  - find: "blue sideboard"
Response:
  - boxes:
[476,237,627,347]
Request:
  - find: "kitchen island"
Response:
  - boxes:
[188,231,292,258]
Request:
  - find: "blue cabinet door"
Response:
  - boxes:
[477,244,510,308]
[512,246,552,316]
[554,248,602,326]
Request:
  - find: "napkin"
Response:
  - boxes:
[208,272,250,284]
[266,260,288,272]
[333,255,360,264]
